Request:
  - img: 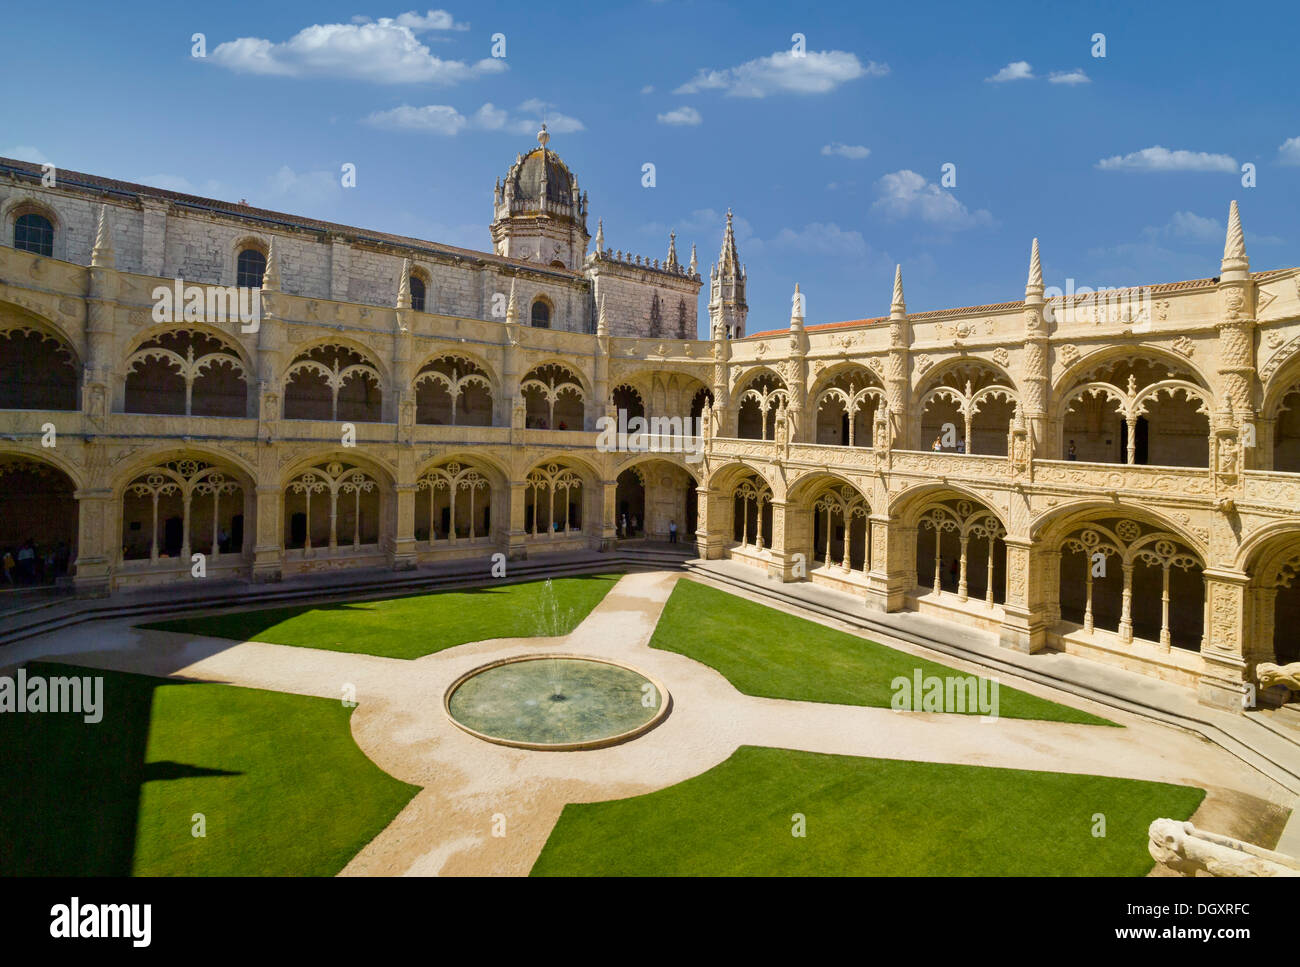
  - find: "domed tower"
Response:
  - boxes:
[491,124,590,270]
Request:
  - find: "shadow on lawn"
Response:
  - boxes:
[0,662,240,876]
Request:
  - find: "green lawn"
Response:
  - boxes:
[139,573,621,659]
[650,579,1113,725]
[0,662,419,876]
[532,746,1205,876]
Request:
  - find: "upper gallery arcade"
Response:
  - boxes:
[2,133,1300,715]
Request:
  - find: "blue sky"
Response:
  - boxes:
[3,0,1297,333]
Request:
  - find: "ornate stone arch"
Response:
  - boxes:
[520,361,586,429]
[611,449,703,485]
[911,495,1009,605]
[811,363,887,448]
[116,453,254,563]
[0,444,86,491]
[888,482,1008,533]
[1052,344,1213,400]
[282,339,386,422]
[916,359,1018,455]
[413,351,495,426]
[280,454,392,553]
[1049,513,1204,650]
[0,309,81,410]
[1055,358,1213,466]
[123,327,250,417]
[734,367,789,441]
[522,459,588,537]
[415,458,495,543]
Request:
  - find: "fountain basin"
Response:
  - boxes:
[444,654,670,750]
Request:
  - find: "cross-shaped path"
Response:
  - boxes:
[9,571,1291,875]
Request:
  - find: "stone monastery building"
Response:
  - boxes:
[2,127,1300,714]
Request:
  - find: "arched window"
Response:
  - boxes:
[410,276,426,313]
[14,213,54,257]
[530,300,551,329]
[236,248,267,288]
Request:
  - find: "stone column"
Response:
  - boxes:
[695,487,730,560]
[598,478,618,551]
[72,488,115,597]
[505,481,528,559]
[250,448,283,582]
[998,538,1049,653]
[886,265,911,450]
[1022,239,1052,455]
[390,483,418,571]
[766,499,810,581]
[865,516,913,612]
[83,206,119,430]
[1198,568,1253,712]
[1215,201,1259,470]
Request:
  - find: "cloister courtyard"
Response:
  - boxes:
[1,567,1293,877]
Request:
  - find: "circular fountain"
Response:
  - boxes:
[444,654,670,750]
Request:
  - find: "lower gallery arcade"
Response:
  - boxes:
[6,431,1299,717]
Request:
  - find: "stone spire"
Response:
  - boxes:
[1221,200,1249,279]
[708,209,747,339]
[262,239,280,292]
[593,218,604,255]
[790,282,805,329]
[505,276,520,325]
[667,231,678,269]
[91,205,115,269]
[717,209,741,278]
[689,243,698,276]
[885,264,911,448]
[596,295,609,337]
[397,258,412,309]
[1026,237,1043,302]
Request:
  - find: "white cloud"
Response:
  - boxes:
[265,165,341,212]
[750,223,870,258]
[1141,210,1221,243]
[365,103,469,134]
[1279,136,1300,166]
[641,208,755,245]
[352,10,469,31]
[657,106,702,126]
[1095,146,1238,173]
[675,49,886,98]
[0,145,50,164]
[640,85,655,94]
[985,61,1034,83]
[392,9,469,31]
[365,100,584,135]
[511,99,585,134]
[209,17,504,84]
[1048,69,1090,85]
[821,142,870,160]
[871,170,993,230]
[137,173,230,196]
[1142,210,1287,248]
